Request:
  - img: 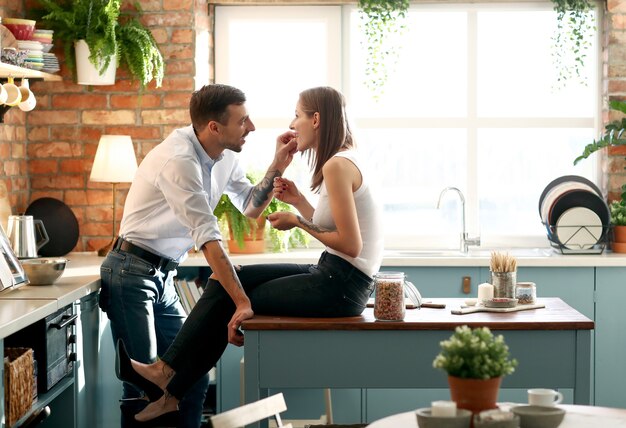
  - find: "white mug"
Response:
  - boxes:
[2,77,22,106]
[0,84,7,105]
[528,388,563,406]
[18,79,36,112]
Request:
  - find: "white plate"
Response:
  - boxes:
[555,206,602,250]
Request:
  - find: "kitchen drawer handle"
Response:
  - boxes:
[50,314,78,330]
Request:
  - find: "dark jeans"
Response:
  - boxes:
[99,249,210,428]
[162,251,374,399]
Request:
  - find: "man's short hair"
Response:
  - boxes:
[190,84,246,132]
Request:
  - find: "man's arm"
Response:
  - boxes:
[201,240,253,346]
[242,131,297,218]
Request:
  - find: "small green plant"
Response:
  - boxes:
[36,0,163,88]
[609,200,626,226]
[213,173,309,252]
[433,326,518,380]
[357,0,409,100]
[551,0,595,88]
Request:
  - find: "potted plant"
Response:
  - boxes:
[213,173,309,254]
[575,99,626,251]
[36,0,163,87]
[433,325,517,414]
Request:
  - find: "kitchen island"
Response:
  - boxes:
[241,298,593,428]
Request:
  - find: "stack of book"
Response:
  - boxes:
[174,278,203,314]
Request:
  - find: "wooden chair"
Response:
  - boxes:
[210,392,293,428]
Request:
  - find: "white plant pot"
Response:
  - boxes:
[74,40,117,86]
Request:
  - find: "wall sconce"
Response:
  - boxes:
[89,135,138,256]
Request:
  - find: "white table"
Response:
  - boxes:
[367,404,626,427]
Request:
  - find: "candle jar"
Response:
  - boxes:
[515,282,537,305]
[373,271,406,321]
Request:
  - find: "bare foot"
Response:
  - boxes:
[134,392,179,422]
[131,359,175,392]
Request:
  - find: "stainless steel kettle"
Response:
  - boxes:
[6,215,50,259]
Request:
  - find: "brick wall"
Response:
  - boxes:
[0,0,209,252]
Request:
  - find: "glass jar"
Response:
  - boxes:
[515,282,537,305]
[373,271,406,321]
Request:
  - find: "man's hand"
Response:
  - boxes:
[227,305,254,346]
[273,131,298,172]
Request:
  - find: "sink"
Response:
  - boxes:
[384,248,555,258]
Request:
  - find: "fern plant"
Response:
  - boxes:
[36,0,163,88]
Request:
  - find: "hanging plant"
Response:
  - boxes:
[358,0,409,100]
[551,0,595,88]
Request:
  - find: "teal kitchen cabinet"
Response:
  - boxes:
[365,266,594,422]
[594,267,626,408]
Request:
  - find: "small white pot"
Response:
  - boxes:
[74,39,117,86]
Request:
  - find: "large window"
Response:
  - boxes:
[215,4,600,250]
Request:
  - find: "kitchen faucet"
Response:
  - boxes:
[436,187,481,254]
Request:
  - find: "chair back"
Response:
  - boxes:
[210,393,292,428]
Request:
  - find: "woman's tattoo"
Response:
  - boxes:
[297,215,333,233]
[247,170,281,208]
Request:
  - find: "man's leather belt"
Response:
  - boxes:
[113,238,179,272]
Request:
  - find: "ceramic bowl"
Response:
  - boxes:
[511,405,565,428]
[21,257,67,285]
[415,408,472,428]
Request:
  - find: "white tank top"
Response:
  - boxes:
[311,151,384,277]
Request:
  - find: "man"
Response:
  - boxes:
[98,84,297,427]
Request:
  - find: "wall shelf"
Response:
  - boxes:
[0,62,61,81]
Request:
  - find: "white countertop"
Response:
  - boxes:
[182,248,626,268]
[0,254,101,339]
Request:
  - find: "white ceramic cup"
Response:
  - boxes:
[0,84,7,105]
[18,79,36,112]
[2,77,22,106]
[528,388,564,406]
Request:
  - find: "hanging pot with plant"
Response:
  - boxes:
[550,0,595,87]
[36,0,163,88]
[357,0,409,99]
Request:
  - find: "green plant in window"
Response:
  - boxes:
[357,0,409,100]
[551,0,595,88]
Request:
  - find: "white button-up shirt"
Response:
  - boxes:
[119,126,253,261]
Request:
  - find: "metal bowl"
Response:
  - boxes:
[21,257,67,285]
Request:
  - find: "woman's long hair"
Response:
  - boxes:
[299,87,354,192]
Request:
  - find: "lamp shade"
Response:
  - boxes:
[90,135,138,183]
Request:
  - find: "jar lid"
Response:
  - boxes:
[374,271,405,279]
[516,281,536,288]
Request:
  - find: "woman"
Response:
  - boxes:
[117,86,384,422]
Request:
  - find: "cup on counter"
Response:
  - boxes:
[2,77,22,106]
[18,78,36,112]
[431,400,457,417]
[528,388,563,406]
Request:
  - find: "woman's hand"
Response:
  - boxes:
[227,305,254,346]
[267,211,297,231]
[273,177,302,206]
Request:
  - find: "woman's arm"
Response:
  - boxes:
[268,157,363,257]
[273,177,315,220]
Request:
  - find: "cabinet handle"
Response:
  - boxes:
[462,276,471,294]
[50,314,78,330]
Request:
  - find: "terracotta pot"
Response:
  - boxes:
[227,216,266,254]
[613,226,626,256]
[448,375,501,415]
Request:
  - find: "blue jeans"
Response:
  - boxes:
[99,249,209,428]
[162,251,374,399]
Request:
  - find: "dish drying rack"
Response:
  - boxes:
[543,223,610,255]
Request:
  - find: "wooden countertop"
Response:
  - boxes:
[242,298,594,331]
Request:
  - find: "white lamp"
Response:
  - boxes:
[90,135,138,256]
